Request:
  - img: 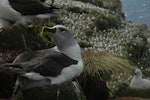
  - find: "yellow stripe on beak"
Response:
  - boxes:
[42,26,56,34]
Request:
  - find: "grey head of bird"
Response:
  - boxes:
[42,25,77,50]
[134,68,142,78]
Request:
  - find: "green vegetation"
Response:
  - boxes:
[101,0,121,11]
[124,31,150,68]
[123,87,150,98]
[93,12,122,30]
[113,82,150,99]
[75,0,103,7]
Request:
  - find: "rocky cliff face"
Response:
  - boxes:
[101,0,123,14]
[115,0,124,15]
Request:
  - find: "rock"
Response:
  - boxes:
[0,67,16,99]
[122,87,150,99]
[12,77,86,100]
[114,97,150,100]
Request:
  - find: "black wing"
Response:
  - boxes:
[9,0,56,15]
[33,53,78,77]
[7,49,78,77]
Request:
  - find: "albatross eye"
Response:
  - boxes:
[60,28,66,32]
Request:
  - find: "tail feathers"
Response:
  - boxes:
[51,7,60,14]
[8,67,26,74]
[5,63,25,75]
[36,8,59,19]
[5,63,22,68]
[48,6,60,12]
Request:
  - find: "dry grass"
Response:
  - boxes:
[81,51,134,81]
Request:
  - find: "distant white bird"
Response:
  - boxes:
[6,25,83,89]
[130,68,150,89]
[0,0,58,28]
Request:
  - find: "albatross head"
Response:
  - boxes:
[42,25,82,60]
[134,68,142,78]
[42,25,77,50]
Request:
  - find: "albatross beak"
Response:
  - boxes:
[40,26,56,44]
[42,26,56,34]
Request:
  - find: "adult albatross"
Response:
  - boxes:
[7,25,83,85]
[0,0,58,28]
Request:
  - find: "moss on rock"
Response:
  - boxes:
[114,82,150,99]
[123,87,150,99]
[0,26,52,50]
[12,80,86,100]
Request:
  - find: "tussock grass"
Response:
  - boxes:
[81,51,134,81]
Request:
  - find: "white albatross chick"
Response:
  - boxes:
[130,68,150,89]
